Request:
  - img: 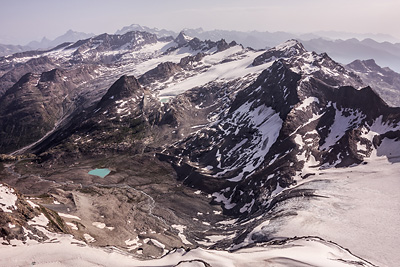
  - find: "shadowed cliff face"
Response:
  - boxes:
[0,66,98,154]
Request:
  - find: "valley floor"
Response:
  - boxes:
[1,150,398,266]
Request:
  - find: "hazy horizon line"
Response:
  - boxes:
[2,24,399,47]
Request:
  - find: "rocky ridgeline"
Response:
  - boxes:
[0,30,242,156]
[158,40,400,217]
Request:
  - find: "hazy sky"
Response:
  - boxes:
[1,0,399,45]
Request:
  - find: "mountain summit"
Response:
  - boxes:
[174,31,193,45]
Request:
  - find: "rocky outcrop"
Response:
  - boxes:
[0,56,56,96]
[98,75,142,106]
[30,74,169,157]
[170,31,239,53]
[0,73,59,154]
[139,53,206,86]
[139,62,182,85]
[0,183,70,244]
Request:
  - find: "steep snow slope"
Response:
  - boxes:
[240,146,400,266]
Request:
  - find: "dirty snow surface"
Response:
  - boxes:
[0,236,373,267]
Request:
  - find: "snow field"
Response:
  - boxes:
[0,236,373,267]
[158,48,272,97]
[245,147,400,266]
[0,184,18,213]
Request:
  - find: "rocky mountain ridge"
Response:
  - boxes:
[158,40,400,218]
[0,30,266,155]
[0,31,399,266]
[113,24,400,72]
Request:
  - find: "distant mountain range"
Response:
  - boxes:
[1,24,400,73]
[180,29,400,73]
[0,30,94,57]
[302,38,400,73]
[116,25,400,73]
[115,23,176,38]
[26,29,95,50]
[116,24,400,44]
[0,43,31,57]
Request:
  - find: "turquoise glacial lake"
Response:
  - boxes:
[88,168,111,178]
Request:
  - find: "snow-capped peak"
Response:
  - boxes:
[252,39,307,66]
[175,31,194,45]
[273,39,306,56]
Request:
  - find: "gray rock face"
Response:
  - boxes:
[139,62,183,86]
[171,32,238,53]
[99,75,142,103]
[0,56,56,96]
[0,66,98,154]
